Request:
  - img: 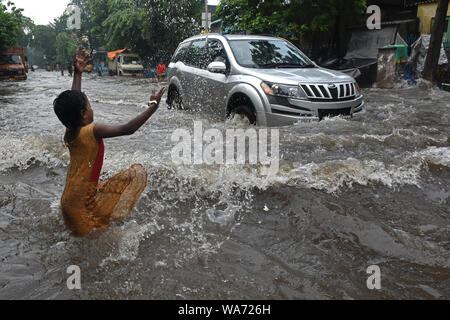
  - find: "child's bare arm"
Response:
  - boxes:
[94,87,166,140]
[72,49,90,91]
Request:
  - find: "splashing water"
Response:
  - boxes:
[0,71,449,299]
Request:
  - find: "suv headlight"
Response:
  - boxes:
[261,81,308,100]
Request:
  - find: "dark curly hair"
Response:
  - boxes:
[53,90,88,129]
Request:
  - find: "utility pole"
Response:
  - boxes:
[423,0,449,82]
[202,0,210,32]
[206,0,208,31]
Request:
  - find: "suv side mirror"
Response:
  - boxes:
[207,61,227,74]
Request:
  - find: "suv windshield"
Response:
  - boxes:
[228,39,314,69]
[0,54,22,65]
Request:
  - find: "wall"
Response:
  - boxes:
[417,2,450,34]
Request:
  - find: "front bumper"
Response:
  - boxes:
[0,69,27,81]
[0,74,27,81]
[265,95,364,126]
[122,69,144,77]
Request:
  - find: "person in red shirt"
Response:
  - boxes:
[157,60,166,81]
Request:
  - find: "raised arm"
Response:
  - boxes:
[72,49,90,91]
[93,87,166,140]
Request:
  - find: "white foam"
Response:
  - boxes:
[99,219,162,267]
[0,135,69,172]
[2,135,448,196]
[91,97,141,107]
[413,146,450,167]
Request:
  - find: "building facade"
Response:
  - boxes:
[407,0,450,43]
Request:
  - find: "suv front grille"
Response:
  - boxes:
[300,82,356,100]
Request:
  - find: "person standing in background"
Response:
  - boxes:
[157,60,166,82]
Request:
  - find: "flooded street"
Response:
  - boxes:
[0,70,449,299]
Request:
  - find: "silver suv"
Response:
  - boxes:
[167,34,364,126]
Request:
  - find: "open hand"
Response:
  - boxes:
[74,49,91,74]
[149,87,167,106]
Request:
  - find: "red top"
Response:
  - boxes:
[89,139,104,183]
[157,64,166,75]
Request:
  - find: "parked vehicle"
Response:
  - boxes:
[107,49,144,77]
[167,34,365,126]
[84,64,94,73]
[0,47,27,81]
[92,48,109,75]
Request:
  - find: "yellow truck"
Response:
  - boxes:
[0,47,27,81]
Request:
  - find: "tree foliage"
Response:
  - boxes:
[10,0,368,65]
[215,0,367,49]
[32,25,58,63]
[0,0,25,50]
[215,0,297,37]
[4,0,204,66]
[56,32,77,65]
[70,0,205,64]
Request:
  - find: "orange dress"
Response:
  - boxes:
[61,123,147,237]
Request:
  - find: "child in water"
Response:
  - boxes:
[53,49,166,237]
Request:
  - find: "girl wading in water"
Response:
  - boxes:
[53,49,166,237]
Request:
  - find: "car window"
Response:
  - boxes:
[171,41,190,63]
[123,56,141,64]
[184,39,208,69]
[0,54,22,65]
[207,39,229,69]
[228,39,314,69]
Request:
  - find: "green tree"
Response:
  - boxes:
[68,0,204,64]
[17,15,34,48]
[87,0,113,48]
[102,0,147,51]
[215,0,293,36]
[56,32,77,66]
[215,0,367,57]
[0,0,25,50]
[136,0,204,63]
[32,25,57,63]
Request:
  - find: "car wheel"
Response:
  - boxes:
[167,88,183,110]
[228,105,257,125]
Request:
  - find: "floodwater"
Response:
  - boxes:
[0,71,449,300]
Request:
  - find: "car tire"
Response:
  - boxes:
[167,88,183,110]
[228,105,257,125]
